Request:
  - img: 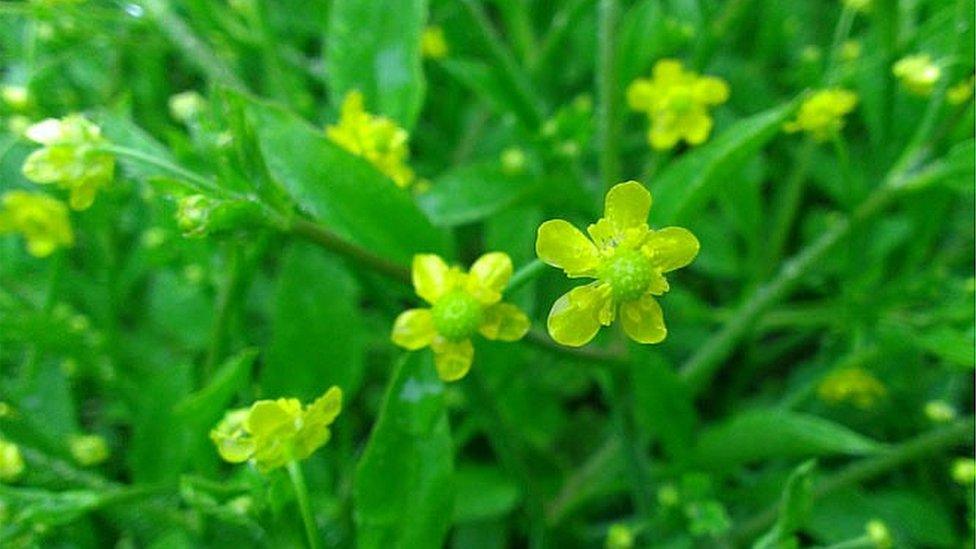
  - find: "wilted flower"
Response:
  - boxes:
[536,181,699,347]
[22,114,114,210]
[893,54,941,96]
[0,439,25,482]
[0,190,74,257]
[326,91,415,188]
[784,89,858,141]
[69,434,110,466]
[392,252,530,381]
[817,367,886,408]
[626,59,729,150]
[421,26,449,59]
[211,386,342,472]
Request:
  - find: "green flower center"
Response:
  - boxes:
[431,291,483,341]
[601,249,654,302]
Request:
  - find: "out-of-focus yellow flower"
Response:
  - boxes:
[421,26,449,59]
[69,434,110,466]
[817,367,886,409]
[391,252,530,381]
[536,181,699,347]
[866,520,892,548]
[952,458,976,485]
[168,90,206,123]
[947,76,974,105]
[210,386,342,472]
[0,190,74,257]
[326,91,415,188]
[22,114,114,210]
[893,54,941,96]
[0,439,25,482]
[784,89,858,141]
[843,0,872,13]
[841,40,862,63]
[605,523,635,549]
[1,85,29,111]
[924,400,957,423]
[626,59,729,150]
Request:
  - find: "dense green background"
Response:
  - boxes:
[0,0,973,547]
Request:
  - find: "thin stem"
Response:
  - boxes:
[524,329,629,365]
[596,0,621,193]
[507,259,547,294]
[823,6,856,85]
[101,145,225,197]
[763,140,815,278]
[204,242,246,377]
[820,536,874,549]
[289,219,411,285]
[287,460,321,549]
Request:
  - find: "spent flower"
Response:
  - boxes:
[784,89,858,141]
[626,59,729,150]
[0,190,74,257]
[211,386,342,472]
[893,54,941,96]
[536,181,699,347]
[391,252,530,381]
[326,90,415,188]
[22,114,114,210]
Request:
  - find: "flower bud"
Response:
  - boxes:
[176,194,265,238]
[69,434,110,466]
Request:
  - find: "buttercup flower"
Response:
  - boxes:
[22,114,114,210]
[536,181,699,347]
[784,89,858,141]
[69,434,110,466]
[0,438,25,482]
[326,91,415,188]
[626,59,729,150]
[0,190,74,257]
[421,26,449,59]
[210,386,342,472]
[391,252,530,381]
[893,54,941,96]
[817,367,886,408]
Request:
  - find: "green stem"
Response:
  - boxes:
[763,140,815,278]
[820,536,875,549]
[287,460,321,549]
[497,0,537,65]
[596,0,621,193]
[524,328,629,365]
[204,242,246,377]
[507,259,547,294]
[531,0,590,74]
[289,219,411,285]
[101,145,225,197]
[823,6,856,85]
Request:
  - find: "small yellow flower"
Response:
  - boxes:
[0,439,25,482]
[421,26,449,60]
[22,114,114,210]
[536,181,699,347]
[626,59,729,150]
[947,76,974,105]
[784,89,858,141]
[391,252,530,381]
[865,520,892,549]
[69,434,110,466]
[326,91,415,189]
[210,386,342,472]
[893,54,941,96]
[817,367,886,409]
[952,458,976,485]
[0,190,74,257]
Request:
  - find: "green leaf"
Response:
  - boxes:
[694,410,882,470]
[753,460,817,549]
[453,465,521,523]
[354,353,454,549]
[417,162,543,226]
[650,100,797,225]
[174,348,258,430]
[631,350,697,465]
[245,97,450,264]
[326,0,428,129]
[439,59,541,129]
[262,243,366,400]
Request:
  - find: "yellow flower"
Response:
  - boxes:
[69,434,110,466]
[626,59,729,150]
[391,252,530,381]
[0,190,74,257]
[817,367,886,409]
[952,458,976,485]
[210,386,342,472]
[784,89,858,141]
[947,76,974,105]
[326,91,415,188]
[421,26,449,59]
[893,54,941,96]
[0,439,25,482]
[535,181,699,347]
[22,114,115,210]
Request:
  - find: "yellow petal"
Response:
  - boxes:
[68,183,98,211]
[391,308,437,350]
[25,118,64,144]
[547,282,612,347]
[653,59,685,80]
[536,219,600,277]
[682,111,714,145]
[619,294,667,344]
[693,76,730,105]
[648,120,681,150]
[479,303,530,341]
[246,398,301,438]
[604,181,652,236]
[304,386,343,427]
[643,227,700,272]
[21,148,64,184]
[210,409,255,463]
[467,252,513,304]
[431,337,474,382]
[293,427,331,461]
[412,254,451,304]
